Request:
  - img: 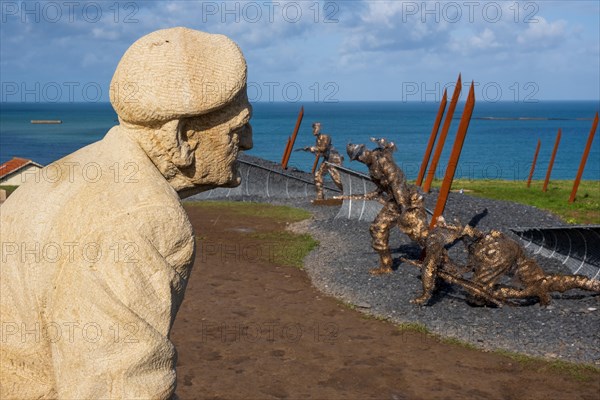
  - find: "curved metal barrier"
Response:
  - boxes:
[328,163,383,221]
[511,226,600,279]
[188,156,341,200]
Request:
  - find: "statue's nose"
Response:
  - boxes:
[239,123,253,151]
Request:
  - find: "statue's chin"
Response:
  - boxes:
[176,162,241,199]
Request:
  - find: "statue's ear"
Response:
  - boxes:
[161,119,193,168]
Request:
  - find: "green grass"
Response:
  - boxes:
[429,179,600,224]
[396,322,430,335]
[396,323,598,378]
[188,201,318,269]
[493,348,600,382]
[440,336,479,350]
[0,185,19,197]
[186,200,312,223]
[395,322,477,350]
[248,231,319,269]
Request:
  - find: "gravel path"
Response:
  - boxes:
[187,159,600,365]
[294,193,599,366]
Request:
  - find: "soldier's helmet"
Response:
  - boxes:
[346,143,366,161]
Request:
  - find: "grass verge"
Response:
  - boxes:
[187,200,318,269]
[248,231,318,269]
[397,320,599,380]
[429,179,599,224]
[493,348,600,382]
[186,200,312,223]
[0,185,19,197]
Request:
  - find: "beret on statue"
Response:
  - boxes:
[110,27,247,124]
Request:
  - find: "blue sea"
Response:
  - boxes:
[1,101,599,181]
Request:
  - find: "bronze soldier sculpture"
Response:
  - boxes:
[403,217,504,306]
[334,137,598,307]
[344,138,428,275]
[300,122,343,200]
[407,220,600,306]
[462,225,600,306]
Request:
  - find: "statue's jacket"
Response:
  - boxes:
[0,126,195,399]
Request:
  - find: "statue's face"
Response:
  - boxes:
[178,94,253,195]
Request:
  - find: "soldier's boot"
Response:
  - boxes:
[370,251,393,275]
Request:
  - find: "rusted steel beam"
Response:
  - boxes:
[569,112,598,203]
[526,139,541,188]
[281,106,304,170]
[542,129,562,192]
[429,81,475,230]
[416,88,448,187]
[423,74,462,192]
[281,137,292,165]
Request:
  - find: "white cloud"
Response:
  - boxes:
[0,0,597,100]
[517,17,567,49]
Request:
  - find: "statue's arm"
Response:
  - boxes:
[389,177,410,207]
[50,214,194,399]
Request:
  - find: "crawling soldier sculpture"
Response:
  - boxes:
[407,219,600,306]
[344,138,428,275]
[462,225,600,306]
[402,217,504,306]
[301,122,343,200]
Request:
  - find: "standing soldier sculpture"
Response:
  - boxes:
[298,122,343,201]
[343,138,428,275]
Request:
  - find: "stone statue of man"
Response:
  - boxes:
[0,27,252,399]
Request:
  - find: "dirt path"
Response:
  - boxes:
[171,204,599,400]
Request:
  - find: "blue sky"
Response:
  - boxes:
[1,0,599,102]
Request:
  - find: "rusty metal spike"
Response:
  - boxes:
[281,137,292,165]
[526,139,541,188]
[423,74,462,193]
[416,88,447,186]
[569,112,598,203]
[429,81,475,230]
[281,106,304,170]
[542,129,561,192]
